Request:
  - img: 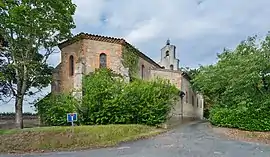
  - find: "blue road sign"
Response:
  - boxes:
[67,113,77,122]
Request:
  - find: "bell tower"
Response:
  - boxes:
[160,39,179,70]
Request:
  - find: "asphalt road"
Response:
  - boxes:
[2,121,270,157]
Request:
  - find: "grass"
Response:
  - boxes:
[0,124,165,154]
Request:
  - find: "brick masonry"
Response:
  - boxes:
[51,34,204,121]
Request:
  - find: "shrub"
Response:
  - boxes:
[79,68,125,125]
[118,79,179,125]
[37,68,180,126]
[209,105,270,131]
[79,68,179,126]
[36,94,79,126]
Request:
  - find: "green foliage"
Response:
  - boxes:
[0,0,76,128]
[80,68,179,126]
[210,103,270,131]
[36,94,79,126]
[80,68,125,125]
[122,44,139,80]
[37,68,179,126]
[192,32,270,131]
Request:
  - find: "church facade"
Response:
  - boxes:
[51,32,204,122]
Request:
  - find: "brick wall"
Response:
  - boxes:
[51,39,129,94]
[82,39,124,75]
[53,40,83,94]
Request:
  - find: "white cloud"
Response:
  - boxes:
[2,0,270,112]
[70,0,270,46]
[125,18,164,43]
[72,0,106,26]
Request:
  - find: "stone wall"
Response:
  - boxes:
[82,39,124,75]
[54,40,82,94]
[51,39,130,94]
[150,69,182,120]
[137,57,158,80]
[181,76,204,118]
[51,64,61,94]
[150,69,182,88]
[150,69,204,120]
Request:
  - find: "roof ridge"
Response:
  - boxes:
[57,32,162,68]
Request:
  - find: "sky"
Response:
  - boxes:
[1,0,270,113]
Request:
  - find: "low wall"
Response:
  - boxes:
[0,115,38,120]
[0,114,39,129]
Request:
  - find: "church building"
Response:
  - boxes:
[51,33,204,123]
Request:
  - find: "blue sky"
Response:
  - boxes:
[1,0,270,113]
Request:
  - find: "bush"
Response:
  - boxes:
[37,68,179,126]
[79,68,125,125]
[209,105,270,131]
[79,68,179,126]
[36,94,79,126]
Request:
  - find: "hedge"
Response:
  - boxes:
[209,106,270,131]
[37,68,180,126]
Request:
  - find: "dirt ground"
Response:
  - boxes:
[0,119,39,129]
[211,125,270,145]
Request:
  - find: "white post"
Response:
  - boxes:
[71,115,74,126]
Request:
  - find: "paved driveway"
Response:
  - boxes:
[2,121,270,157]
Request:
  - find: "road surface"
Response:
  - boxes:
[1,121,270,157]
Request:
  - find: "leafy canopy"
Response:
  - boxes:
[0,0,76,100]
[191,33,270,131]
[193,34,270,108]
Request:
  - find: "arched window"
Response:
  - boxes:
[192,95,194,106]
[186,91,188,103]
[141,64,145,79]
[99,53,107,68]
[170,64,174,70]
[69,55,74,76]
[165,51,169,57]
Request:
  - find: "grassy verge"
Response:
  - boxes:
[0,124,165,154]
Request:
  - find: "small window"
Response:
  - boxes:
[69,55,74,76]
[165,51,169,57]
[141,64,145,79]
[192,95,194,106]
[170,65,173,70]
[99,53,107,68]
[186,91,188,103]
[197,98,199,107]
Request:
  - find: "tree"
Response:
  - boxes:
[192,33,270,109]
[0,0,76,128]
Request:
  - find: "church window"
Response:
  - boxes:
[170,64,174,70]
[186,91,188,103]
[69,55,74,76]
[192,95,194,106]
[166,50,169,57]
[99,53,107,68]
[141,64,145,79]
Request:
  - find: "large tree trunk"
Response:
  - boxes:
[15,96,24,129]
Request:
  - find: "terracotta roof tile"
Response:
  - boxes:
[58,32,161,68]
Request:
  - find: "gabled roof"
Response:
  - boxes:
[58,32,162,68]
